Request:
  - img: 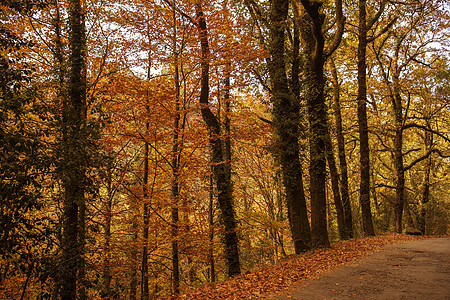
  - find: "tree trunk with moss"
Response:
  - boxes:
[195,1,240,277]
[418,129,432,234]
[298,0,345,247]
[298,0,328,248]
[357,0,376,236]
[269,0,311,253]
[60,0,87,297]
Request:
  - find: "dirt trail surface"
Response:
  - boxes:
[178,235,442,299]
[269,238,450,300]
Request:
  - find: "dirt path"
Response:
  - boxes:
[268,238,450,300]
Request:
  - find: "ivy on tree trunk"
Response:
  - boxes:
[269,0,311,253]
[60,0,88,297]
[357,0,376,236]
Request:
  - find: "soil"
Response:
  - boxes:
[267,237,450,300]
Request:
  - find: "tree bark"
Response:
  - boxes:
[270,0,311,253]
[60,0,87,297]
[141,55,152,298]
[224,60,232,174]
[208,171,215,283]
[392,75,405,233]
[141,122,150,300]
[418,129,432,234]
[130,210,138,300]
[195,1,241,277]
[329,59,353,239]
[102,167,113,299]
[357,0,375,236]
[298,0,330,248]
[324,127,345,240]
[171,39,181,294]
[78,199,86,300]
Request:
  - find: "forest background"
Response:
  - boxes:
[1,0,449,299]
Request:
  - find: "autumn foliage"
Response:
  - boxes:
[0,0,449,299]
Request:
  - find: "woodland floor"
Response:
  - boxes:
[175,234,449,299]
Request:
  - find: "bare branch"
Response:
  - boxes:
[402,148,450,171]
[367,16,397,43]
[403,124,450,143]
[251,68,272,92]
[244,0,269,49]
[256,115,273,125]
[162,0,197,27]
[403,148,421,156]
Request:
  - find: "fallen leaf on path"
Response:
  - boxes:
[171,233,431,300]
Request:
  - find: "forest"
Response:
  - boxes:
[0,0,449,298]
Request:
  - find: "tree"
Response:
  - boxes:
[371,0,449,233]
[413,65,450,234]
[0,2,54,297]
[245,0,312,254]
[268,0,312,253]
[194,0,241,277]
[2,0,449,297]
[355,0,394,236]
[329,58,353,239]
[298,0,344,247]
[58,0,88,297]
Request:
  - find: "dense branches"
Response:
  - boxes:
[1,0,449,298]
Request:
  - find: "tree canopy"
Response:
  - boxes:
[1,0,449,298]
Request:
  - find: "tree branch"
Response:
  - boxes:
[403,123,450,143]
[367,0,387,29]
[325,0,345,58]
[403,147,449,172]
[251,67,271,92]
[162,0,198,27]
[403,148,421,156]
[244,0,269,48]
[257,115,273,125]
[367,16,397,43]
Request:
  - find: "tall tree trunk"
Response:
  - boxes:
[102,167,113,299]
[141,95,150,300]
[298,0,330,248]
[195,1,241,277]
[392,77,405,233]
[171,41,181,295]
[208,171,215,283]
[418,129,432,234]
[78,200,86,300]
[224,60,232,172]
[53,0,64,87]
[60,0,87,297]
[357,0,375,236]
[130,218,139,300]
[275,172,287,257]
[270,0,311,253]
[324,128,345,240]
[329,59,353,239]
[52,3,64,296]
[130,205,138,300]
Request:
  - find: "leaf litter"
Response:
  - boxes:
[172,233,430,299]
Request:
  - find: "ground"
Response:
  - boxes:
[178,235,449,299]
[268,238,450,299]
